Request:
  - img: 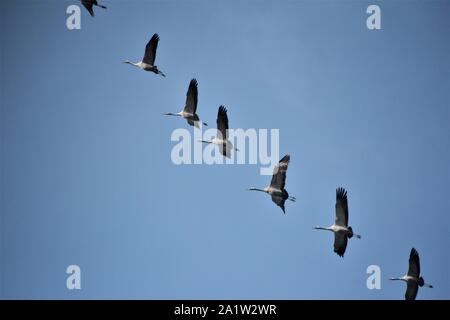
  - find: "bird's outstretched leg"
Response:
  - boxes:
[96,3,107,9]
[158,70,166,77]
[288,196,296,202]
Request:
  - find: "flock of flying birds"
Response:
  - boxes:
[78,1,434,300]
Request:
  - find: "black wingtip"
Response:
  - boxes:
[218,105,228,115]
[152,33,160,42]
[279,154,290,163]
[336,187,347,201]
[189,78,198,88]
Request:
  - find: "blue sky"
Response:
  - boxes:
[1,0,449,299]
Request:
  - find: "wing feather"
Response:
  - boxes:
[270,155,290,190]
[81,0,95,16]
[335,187,349,227]
[216,106,229,140]
[271,195,286,213]
[405,281,419,300]
[407,248,420,278]
[143,33,159,65]
[184,79,198,114]
[333,232,348,257]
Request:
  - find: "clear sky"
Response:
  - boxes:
[1,0,449,299]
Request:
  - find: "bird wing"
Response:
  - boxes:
[270,155,290,190]
[143,34,159,65]
[187,114,200,128]
[335,187,349,227]
[271,195,286,214]
[407,248,420,278]
[216,106,229,140]
[333,232,348,257]
[81,0,95,16]
[184,79,198,114]
[218,143,231,158]
[405,281,419,300]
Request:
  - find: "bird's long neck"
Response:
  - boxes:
[248,187,267,193]
[389,277,406,282]
[164,112,181,117]
[314,226,332,232]
[123,60,139,67]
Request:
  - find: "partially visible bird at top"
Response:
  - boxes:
[390,248,433,300]
[123,33,166,77]
[198,106,238,158]
[81,0,107,17]
[314,187,361,257]
[248,155,296,214]
[163,79,207,128]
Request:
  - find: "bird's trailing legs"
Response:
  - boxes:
[157,69,166,77]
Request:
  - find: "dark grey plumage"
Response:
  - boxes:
[81,0,107,17]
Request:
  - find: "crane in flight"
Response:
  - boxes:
[198,106,237,158]
[314,187,361,257]
[123,34,166,77]
[248,155,296,213]
[390,248,433,300]
[163,79,207,128]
